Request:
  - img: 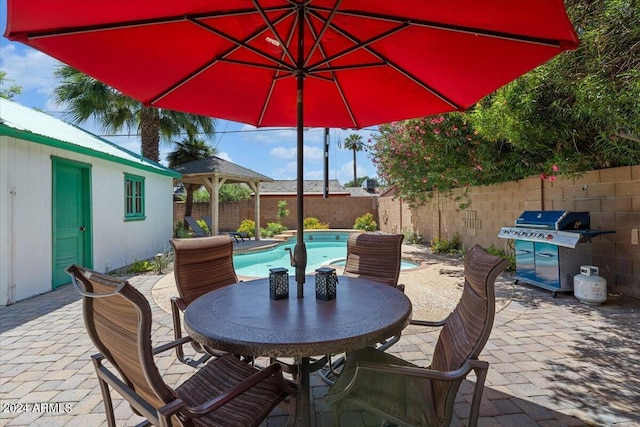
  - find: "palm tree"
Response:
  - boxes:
[52,65,216,162]
[167,137,217,220]
[339,133,365,187]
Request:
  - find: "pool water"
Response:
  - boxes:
[233,239,419,277]
[233,241,346,277]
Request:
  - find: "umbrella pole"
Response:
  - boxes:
[293,4,307,299]
[293,70,307,299]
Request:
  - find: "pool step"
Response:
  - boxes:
[272,230,297,241]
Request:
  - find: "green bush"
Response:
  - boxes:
[353,213,377,231]
[237,219,256,238]
[173,221,191,238]
[431,233,462,255]
[128,260,154,273]
[261,222,288,238]
[198,218,209,235]
[304,217,329,229]
[486,243,516,272]
[403,230,423,244]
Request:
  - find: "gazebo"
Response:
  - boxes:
[171,156,273,239]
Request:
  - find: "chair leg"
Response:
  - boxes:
[332,401,343,427]
[93,357,116,427]
[469,364,488,427]
[170,298,188,365]
[319,354,346,385]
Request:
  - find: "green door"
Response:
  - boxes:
[52,158,92,288]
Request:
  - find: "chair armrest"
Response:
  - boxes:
[153,336,194,356]
[171,296,188,312]
[355,359,486,382]
[330,359,486,402]
[409,316,448,327]
[176,363,297,418]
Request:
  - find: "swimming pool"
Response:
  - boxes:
[233,232,419,277]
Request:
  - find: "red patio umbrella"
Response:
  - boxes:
[5,0,579,298]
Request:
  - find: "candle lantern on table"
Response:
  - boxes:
[315,267,338,300]
[269,267,289,300]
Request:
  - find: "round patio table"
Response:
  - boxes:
[184,275,412,427]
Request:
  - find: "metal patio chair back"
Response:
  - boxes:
[170,235,238,365]
[67,264,295,427]
[343,232,404,289]
[320,232,405,385]
[326,245,508,427]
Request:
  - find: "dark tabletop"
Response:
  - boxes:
[184,275,412,358]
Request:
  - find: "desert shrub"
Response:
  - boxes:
[237,219,256,238]
[486,243,516,272]
[353,213,377,231]
[431,233,462,255]
[304,217,329,229]
[173,221,191,238]
[198,218,209,234]
[277,200,290,222]
[261,222,288,237]
[404,230,423,244]
[128,260,154,273]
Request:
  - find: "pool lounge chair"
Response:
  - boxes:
[202,215,249,242]
[184,216,208,237]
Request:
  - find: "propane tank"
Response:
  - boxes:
[574,265,607,305]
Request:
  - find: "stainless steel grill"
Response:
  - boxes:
[498,211,614,296]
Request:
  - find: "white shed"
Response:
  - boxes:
[0,98,180,305]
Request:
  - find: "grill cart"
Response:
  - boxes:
[498,210,614,297]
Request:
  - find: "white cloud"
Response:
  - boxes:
[217,151,232,162]
[272,161,297,180]
[270,146,297,160]
[337,161,368,184]
[270,144,324,163]
[304,169,324,180]
[0,44,60,100]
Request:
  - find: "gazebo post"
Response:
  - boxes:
[171,156,273,241]
[252,181,261,241]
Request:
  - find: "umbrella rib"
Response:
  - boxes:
[252,0,296,67]
[332,9,569,48]
[21,6,290,40]
[306,10,409,72]
[149,13,295,105]
[316,19,463,111]
[257,2,302,126]
[303,9,359,128]
[186,16,293,71]
[303,0,343,69]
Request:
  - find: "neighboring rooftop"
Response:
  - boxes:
[259,179,351,196]
[172,156,273,184]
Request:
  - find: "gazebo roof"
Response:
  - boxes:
[172,156,273,184]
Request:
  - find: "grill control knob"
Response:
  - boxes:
[546,234,553,240]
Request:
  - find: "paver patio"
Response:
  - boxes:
[1,247,638,426]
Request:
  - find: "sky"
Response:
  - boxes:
[0,4,379,185]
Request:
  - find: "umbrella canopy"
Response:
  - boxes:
[5,0,579,297]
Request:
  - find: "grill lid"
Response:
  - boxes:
[515,210,590,230]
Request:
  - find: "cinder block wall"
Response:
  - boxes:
[378,166,639,297]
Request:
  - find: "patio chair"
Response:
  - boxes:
[170,235,239,366]
[184,216,208,237]
[320,232,404,384]
[325,244,509,427]
[66,264,297,427]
